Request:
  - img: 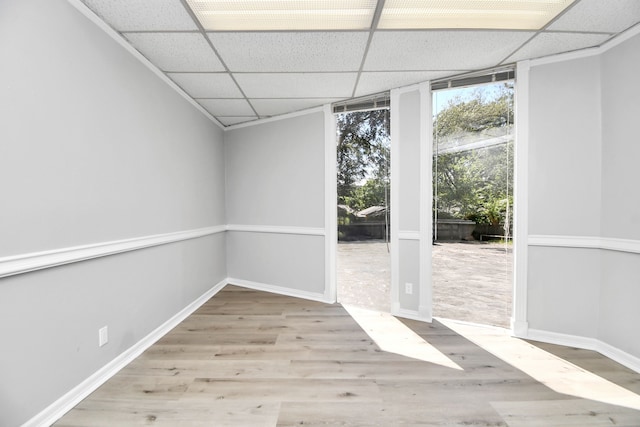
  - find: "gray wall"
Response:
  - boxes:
[527,55,603,338]
[527,246,600,337]
[0,0,226,425]
[225,112,327,296]
[528,56,602,237]
[392,87,431,316]
[601,33,640,241]
[396,90,422,312]
[599,33,640,357]
[526,31,640,360]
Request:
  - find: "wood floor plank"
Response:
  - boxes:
[157,332,278,346]
[185,378,382,403]
[54,285,640,427]
[491,399,640,426]
[122,359,292,379]
[56,399,280,427]
[278,401,507,427]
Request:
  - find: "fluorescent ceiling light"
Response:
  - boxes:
[378,0,576,30]
[185,0,377,31]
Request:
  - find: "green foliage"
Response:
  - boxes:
[337,109,390,214]
[435,85,514,138]
[343,178,387,212]
[434,83,514,227]
[335,83,514,231]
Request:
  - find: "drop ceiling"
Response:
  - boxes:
[76,0,640,127]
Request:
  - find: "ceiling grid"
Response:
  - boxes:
[78,0,640,127]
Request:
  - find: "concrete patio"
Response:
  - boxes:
[337,240,513,328]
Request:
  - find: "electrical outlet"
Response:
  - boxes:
[98,326,108,347]
[405,282,413,294]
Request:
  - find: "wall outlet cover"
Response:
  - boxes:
[98,326,108,347]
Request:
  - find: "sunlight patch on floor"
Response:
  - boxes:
[439,318,640,411]
[343,304,463,370]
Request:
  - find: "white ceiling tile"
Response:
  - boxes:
[364,31,534,71]
[548,0,640,33]
[81,0,197,31]
[168,73,243,98]
[218,116,259,126]
[355,71,459,97]
[505,32,611,63]
[251,98,340,116]
[234,73,357,98]
[124,33,224,72]
[197,99,255,116]
[209,32,369,72]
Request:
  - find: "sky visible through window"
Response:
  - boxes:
[434,82,508,115]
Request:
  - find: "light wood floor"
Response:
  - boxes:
[55,285,640,426]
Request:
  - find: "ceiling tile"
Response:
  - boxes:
[364,31,534,71]
[167,73,243,98]
[234,73,356,98]
[209,32,369,72]
[197,99,255,116]
[81,0,197,31]
[218,116,259,126]
[355,71,459,97]
[505,32,611,63]
[251,98,339,116]
[548,0,640,33]
[124,33,224,72]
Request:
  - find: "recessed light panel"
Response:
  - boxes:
[185,0,377,31]
[378,0,576,30]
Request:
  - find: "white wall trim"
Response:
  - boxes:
[601,237,640,254]
[526,328,599,352]
[390,88,401,319]
[229,277,331,304]
[530,23,640,67]
[25,279,228,427]
[1,224,330,280]
[511,320,530,338]
[66,0,223,129]
[598,340,640,375]
[528,235,640,255]
[226,224,325,236]
[393,307,430,322]
[526,328,640,374]
[0,225,226,280]
[603,22,640,51]
[324,104,338,303]
[398,231,421,240]
[418,82,433,323]
[529,45,601,67]
[512,60,530,337]
[225,106,325,131]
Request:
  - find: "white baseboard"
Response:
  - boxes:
[598,340,640,374]
[526,328,599,350]
[436,316,510,334]
[228,277,332,304]
[392,307,431,322]
[25,280,227,427]
[511,319,530,338]
[526,328,640,374]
